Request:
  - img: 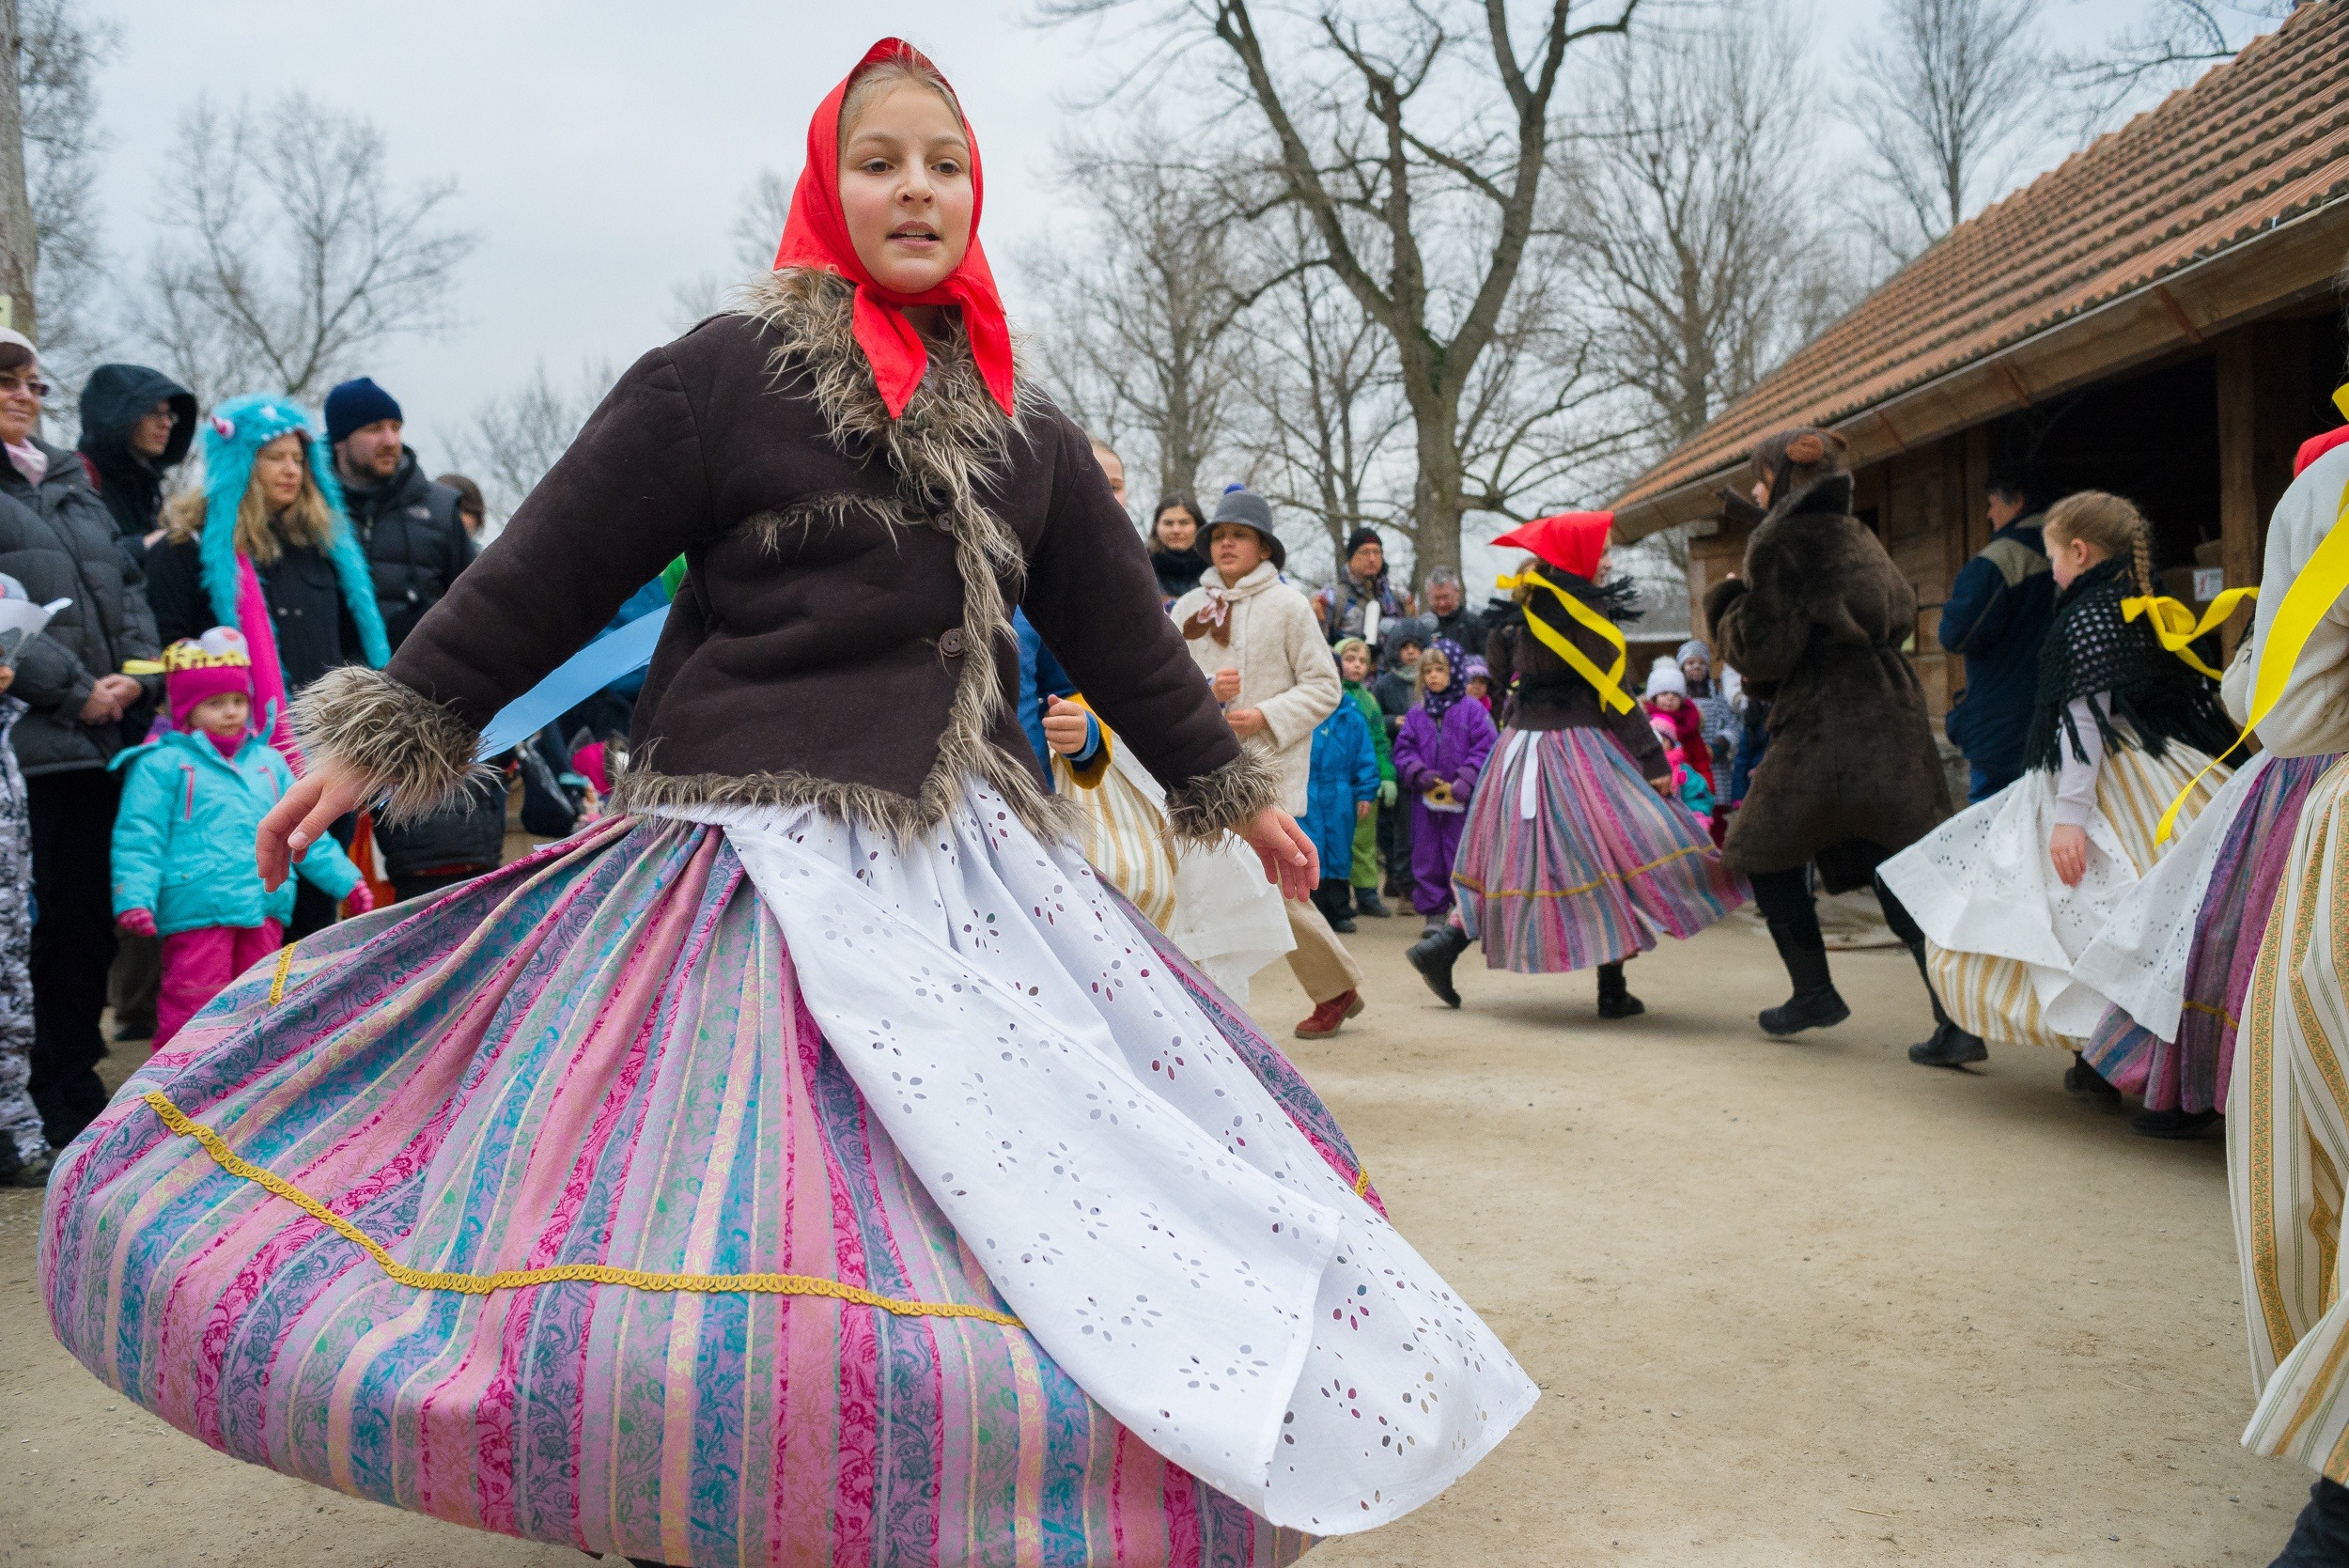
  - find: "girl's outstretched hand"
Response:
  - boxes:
[260,756,367,891]
[1241,806,1318,901]
[2048,823,2089,888]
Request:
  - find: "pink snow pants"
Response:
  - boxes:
[156,921,284,1048]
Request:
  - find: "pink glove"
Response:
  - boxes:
[343,882,376,916]
[117,908,157,939]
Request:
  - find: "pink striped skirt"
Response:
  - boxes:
[39,815,1337,1566]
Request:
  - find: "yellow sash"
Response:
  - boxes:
[1494,570,1635,714]
[2122,589,2258,679]
[2155,472,2349,841]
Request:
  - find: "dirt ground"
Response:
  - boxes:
[0,913,2310,1566]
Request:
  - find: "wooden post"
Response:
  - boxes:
[0,0,34,346]
[2217,332,2261,658]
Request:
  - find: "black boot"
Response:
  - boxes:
[2064,1052,2123,1107]
[2271,1477,2349,1566]
[1596,961,1644,1019]
[1759,920,1849,1037]
[1901,939,1987,1068]
[1407,925,1471,1009]
[2132,1106,2220,1140]
[1353,888,1392,919]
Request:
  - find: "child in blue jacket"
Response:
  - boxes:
[112,630,370,1047]
[1300,670,1384,934]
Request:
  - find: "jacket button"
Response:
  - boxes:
[939,629,966,658]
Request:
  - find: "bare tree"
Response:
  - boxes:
[672,167,794,328]
[2055,1,2287,138]
[1566,12,1827,446]
[1841,0,2048,264]
[136,92,479,404]
[1236,211,1410,576]
[449,360,615,526]
[15,0,115,383]
[1043,0,1638,581]
[1027,127,1258,509]
[0,0,35,344]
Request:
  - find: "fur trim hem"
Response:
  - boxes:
[291,667,491,826]
[610,754,1077,847]
[1162,749,1282,845]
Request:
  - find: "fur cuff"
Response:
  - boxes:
[291,666,491,826]
[1702,576,1749,636]
[1163,748,1283,845]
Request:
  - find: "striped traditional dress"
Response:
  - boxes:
[42,799,1533,1563]
[1453,727,1745,974]
[2233,755,2349,1477]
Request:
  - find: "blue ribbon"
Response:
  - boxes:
[477,606,668,758]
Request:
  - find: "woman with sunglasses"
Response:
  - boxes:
[0,327,163,1156]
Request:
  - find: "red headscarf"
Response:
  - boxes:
[770,39,1016,420]
[1491,511,1616,581]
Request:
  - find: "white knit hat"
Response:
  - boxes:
[1644,657,1687,698]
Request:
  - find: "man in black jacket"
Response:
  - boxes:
[76,365,194,573]
[324,378,473,651]
[0,334,163,1147]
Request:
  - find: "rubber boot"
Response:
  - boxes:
[2270,1477,2349,1567]
[1759,920,1849,1037]
[1596,961,1644,1019]
[1407,925,1471,1009]
[1902,939,1987,1067]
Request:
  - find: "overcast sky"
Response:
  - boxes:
[83,0,2176,490]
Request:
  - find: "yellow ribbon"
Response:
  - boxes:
[2123,589,2258,679]
[2155,473,2349,842]
[1495,571,1635,714]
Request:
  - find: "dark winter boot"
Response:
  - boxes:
[1759,920,1849,1037]
[0,1138,53,1188]
[1407,925,1472,1009]
[1595,961,1644,1019]
[1352,888,1392,919]
[2132,1107,2220,1141]
[2064,1052,2123,1107]
[2270,1477,2349,1567]
[1901,939,1987,1068]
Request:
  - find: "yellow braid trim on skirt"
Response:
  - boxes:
[142,1091,1022,1326]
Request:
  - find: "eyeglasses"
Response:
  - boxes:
[0,375,51,399]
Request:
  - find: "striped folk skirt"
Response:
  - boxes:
[38,808,1492,1565]
[2232,755,2349,1478]
[2081,753,2336,1112]
[1883,742,2226,1051]
[1452,726,1746,975]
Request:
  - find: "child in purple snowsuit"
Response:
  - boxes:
[1392,641,1498,923]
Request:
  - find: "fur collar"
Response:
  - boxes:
[608,270,1070,844]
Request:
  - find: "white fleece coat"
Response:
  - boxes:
[1171,561,1343,815]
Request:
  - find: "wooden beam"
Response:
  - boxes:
[2217,330,2261,659]
[2153,284,2206,344]
[1992,360,2032,408]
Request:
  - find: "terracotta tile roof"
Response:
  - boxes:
[1611,2,2349,512]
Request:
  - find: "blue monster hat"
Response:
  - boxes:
[195,394,390,671]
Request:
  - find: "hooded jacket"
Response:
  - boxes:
[337,446,474,650]
[75,364,195,570]
[1703,473,1951,888]
[292,271,1271,847]
[109,726,362,933]
[1172,558,1344,815]
[0,438,163,775]
[1299,698,1381,875]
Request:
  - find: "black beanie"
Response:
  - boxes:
[324,377,403,445]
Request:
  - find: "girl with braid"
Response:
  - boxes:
[1879,491,2236,1083]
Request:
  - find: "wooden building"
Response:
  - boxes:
[1609,3,2349,722]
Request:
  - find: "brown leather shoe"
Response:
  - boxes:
[1295,989,1363,1039]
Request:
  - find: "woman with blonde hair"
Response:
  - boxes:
[1878,489,2235,1076]
[144,395,390,754]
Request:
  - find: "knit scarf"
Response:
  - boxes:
[2022,557,2235,772]
[770,39,1016,421]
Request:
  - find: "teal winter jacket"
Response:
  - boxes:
[110,729,363,934]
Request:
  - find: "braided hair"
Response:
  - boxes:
[2043,490,2155,598]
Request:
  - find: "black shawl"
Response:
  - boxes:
[2021,558,2234,772]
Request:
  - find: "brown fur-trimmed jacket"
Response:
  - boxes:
[1703,474,1950,886]
[297,272,1272,843]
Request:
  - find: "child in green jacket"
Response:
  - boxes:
[1335,637,1396,918]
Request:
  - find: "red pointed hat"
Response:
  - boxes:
[1491,511,1615,581]
[771,38,1015,420]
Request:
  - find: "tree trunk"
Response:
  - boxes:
[1409,401,1466,582]
[0,0,34,344]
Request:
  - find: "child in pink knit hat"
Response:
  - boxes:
[110,630,373,1046]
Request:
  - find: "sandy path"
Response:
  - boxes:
[0,915,2304,1565]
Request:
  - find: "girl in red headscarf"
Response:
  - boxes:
[1408,510,1747,1016]
[45,39,1534,1566]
